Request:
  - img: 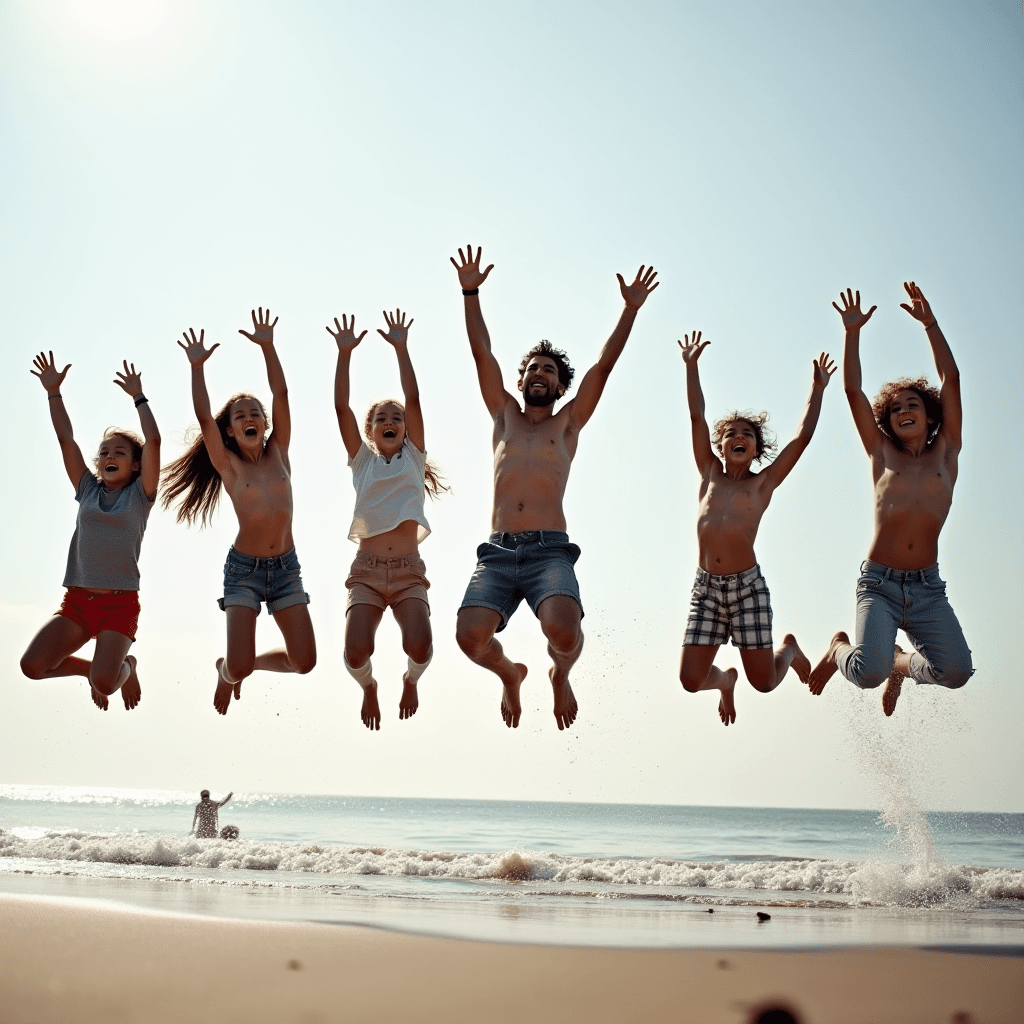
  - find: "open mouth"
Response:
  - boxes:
[105,463,118,472]
[899,419,914,428]
[732,445,747,454]
[383,429,397,439]
[244,426,258,438]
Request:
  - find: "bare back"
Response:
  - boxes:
[221,438,295,557]
[491,398,579,533]
[868,434,956,569]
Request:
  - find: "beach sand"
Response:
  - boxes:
[2,893,1021,1023]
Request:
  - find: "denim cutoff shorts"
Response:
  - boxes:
[218,547,310,616]
[459,531,582,632]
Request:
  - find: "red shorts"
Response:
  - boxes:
[57,588,140,641]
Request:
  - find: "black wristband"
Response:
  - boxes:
[134,393,148,407]
[924,321,938,330]
[48,393,62,401]
[462,288,479,296]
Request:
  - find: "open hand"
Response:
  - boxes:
[617,265,659,310]
[239,307,278,346]
[31,350,71,393]
[326,314,367,351]
[899,281,935,326]
[812,351,837,389]
[377,308,414,347]
[113,360,143,398]
[832,289,876,330]
[176,328,219,366]
[677,331,710,364]
[450,244,493,291]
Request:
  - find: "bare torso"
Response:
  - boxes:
[357,519,421,558]
[223,441,295,557]
[696,469,772,575]
[869,437,956,569]
[491,400,578,533]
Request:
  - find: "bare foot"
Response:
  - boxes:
[783,634,811,684]
[549,667,578,731]
[807,631,849,695]
[361,682,381,731]
[500,663,528,729]
[718,667,738,726]
[214,658,236,716]
[90,685,108,711]
[882,645,906,717]
[121,655,141,710]
[399,675,418,720]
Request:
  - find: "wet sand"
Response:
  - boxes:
[2,893,1021,1023]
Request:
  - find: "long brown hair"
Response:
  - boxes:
[363,399,449,500]
[160,393,268,526]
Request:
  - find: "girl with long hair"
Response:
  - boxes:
[21,353,161,710]
[162,308,316,715]
[329,308,445,730]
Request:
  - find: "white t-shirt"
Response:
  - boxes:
[347,440,430,543]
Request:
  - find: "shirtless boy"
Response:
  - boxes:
[807,284,973,715]
[679,332,835,725]
[451,244,658,730]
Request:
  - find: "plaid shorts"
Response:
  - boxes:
[683,564,773,650]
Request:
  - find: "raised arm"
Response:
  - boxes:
[31,351,89,490]
[450,244,510,418]
[377,308,424,450]
[568,266,659,430]
[177,329,233,478]
[113,360,161,500]
[239,308,289,451]
[833,289,884,456]
[762,352,836,490]
[678,332,716,474]
[327,314,366,460]
[901,281,961,451]
[217,791,233,808]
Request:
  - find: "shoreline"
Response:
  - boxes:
[3,893,1022,1024]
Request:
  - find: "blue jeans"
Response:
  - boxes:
[459,531,583,633]
[837,560,973,689]
[218,547,310,616]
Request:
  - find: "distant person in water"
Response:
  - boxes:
[451,244,658,730]
[329,308,447,731]
[677,332,835,725]
[161,309,316,715]
[807,284,973,714]
[20,353,161,711]
[191,790,232,838]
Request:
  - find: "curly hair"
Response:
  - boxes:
[871,377,943,449]
[97,427,145,485]
[363,399,449,500]
[518,340,575,393]
[160,393,268,527]
[711,411,777,464]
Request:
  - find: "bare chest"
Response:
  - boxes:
[495,415,573,470]
[229,456,292,507]
[876,453,952,509]
[701,476,768,521]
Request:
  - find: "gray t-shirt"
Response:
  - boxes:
[63,471,155,591]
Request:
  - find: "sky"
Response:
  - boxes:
[1,0,1022,813]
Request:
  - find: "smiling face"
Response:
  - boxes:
[95,434,140,490]
[225,398,268,452]
[369,401,406,457]
[518,356,564,407]
[887,388,933,446]
[718,419,758,469]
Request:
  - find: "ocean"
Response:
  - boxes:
[2,785,1022,949]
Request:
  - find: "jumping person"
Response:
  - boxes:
[329,309,446,731]
[162,308,316,715]
[20,354,161,710]
[678,332,835,725]
[451,244,658,730]
[807,284,973,715]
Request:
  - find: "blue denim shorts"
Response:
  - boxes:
[218,547,310,616]
[459,531,583,632]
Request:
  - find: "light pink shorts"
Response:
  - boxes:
[345,552,430,613]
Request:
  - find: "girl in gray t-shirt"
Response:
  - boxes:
[20,352,161,711]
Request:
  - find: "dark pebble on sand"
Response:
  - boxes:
[756,912,771,922]
[287,960,302,970]
[706,908,714,913]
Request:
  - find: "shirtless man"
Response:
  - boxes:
[451,244,658,730]
[678,332,835,725]
[807,284,973,715]
[190,789,232,838]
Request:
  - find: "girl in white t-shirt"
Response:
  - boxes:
[329,309,447,730]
